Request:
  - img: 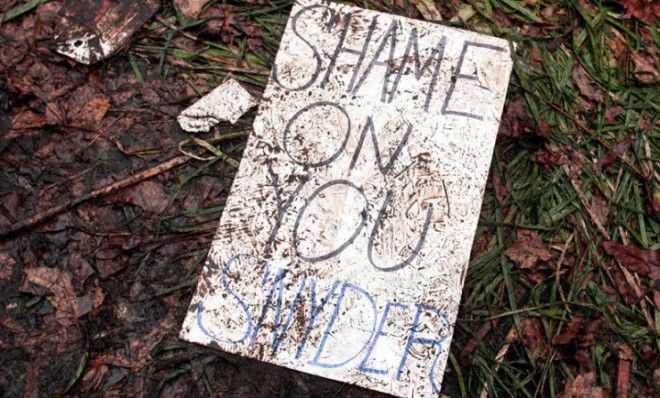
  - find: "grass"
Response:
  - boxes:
[2,0,656,396]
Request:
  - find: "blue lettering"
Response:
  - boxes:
[358,301,408,375]
[310,283,377,368]
[396,304,451,394]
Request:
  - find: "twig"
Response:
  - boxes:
[0,155,190,240]
[479,326,518,398]
[555,233,574,314]
[563,165,611,240]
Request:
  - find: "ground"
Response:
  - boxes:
[0,0,658,397]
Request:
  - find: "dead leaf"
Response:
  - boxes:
[631,49,659,84]
[606,29,628,60]
[499,97,530,137]
[537,121,552,138]
[11,110,46,130]
[492,172,509,203]
[610,262,640,304]
[0,252,15,280]
[616,0,660,25]
[78,96,111,127]
[521,317,548,359]
[573,63,603,103]
[76,285,105,317]
[106,316,174,370]
[604,105,623,124]
[125,180,169,214]
[532,143,565,168]
[590,196,609,228]
[24,267,79,326]
[558,372,610,398]
[174,0,209,19]
[598,135,632,171]
[505,229,553,269]
[459,320,497,366]
[603,241,660,280]
[553,317,585,345]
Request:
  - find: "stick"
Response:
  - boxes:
[479,326,518,398]
[0,155,190,240]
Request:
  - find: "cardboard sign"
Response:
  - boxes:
[181,1,513,396]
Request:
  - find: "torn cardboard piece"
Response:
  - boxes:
[54,0,159,64]
[181,1,513,397]
[178,78,258,133]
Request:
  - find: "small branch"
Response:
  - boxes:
[0,155,191,240]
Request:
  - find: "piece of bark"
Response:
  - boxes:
[177,78,258,133]
[54,0,159,64]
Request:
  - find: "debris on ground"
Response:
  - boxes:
[177,77,258,133]
[54,0,159,64]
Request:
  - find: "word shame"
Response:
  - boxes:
[181,1,513,397]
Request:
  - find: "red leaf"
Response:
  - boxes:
[603,241,660,280]
[604,105,623,124]
[573,63,603,103]
[558,372,611,398]
[24,267,79,326]
[521,317,548,359]
[553,317,585,345]
[598,136,632,171]
[616,0,660,25]
[505,229,553,269]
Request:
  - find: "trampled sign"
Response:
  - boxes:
[181,1,513,396]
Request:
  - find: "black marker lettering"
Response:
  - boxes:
[321,15,378,91]
[272,5,334,91]
[349,117,414,175]
[283,101,351,168]
[441,41,505,119]
[352,20,399,101]
[388,30,446,112]
[368,192,433,272]
[294,180,368,263]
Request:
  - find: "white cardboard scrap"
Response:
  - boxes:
[178,78,258,132]
[181,1,513,396]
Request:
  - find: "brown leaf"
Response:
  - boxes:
[174,0,209,19]
[499,97,529,137]
[604,105,623,124]
[611,264,640,304]
[598,136,632,171]
[125,180,169,214]
[11,110,46,130]
[106,316,174,370]
[76,285,106,317]
[78,95,111,126]
[459,320,497,366]
[606,29,628,60]
[532,143,565,168]
[573,63,603,103]
[631,49,659,84]
[590,196,609,228]
[24,267,79,326]
[553,317,585,345]
[505,229,553,269]
[603,241,660,280]
[492,172,509,203]
[521,317,548,359]
[0,252,16,280]
[558,372,611,398]
[616,0,660,25]
[537,121,552,138]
